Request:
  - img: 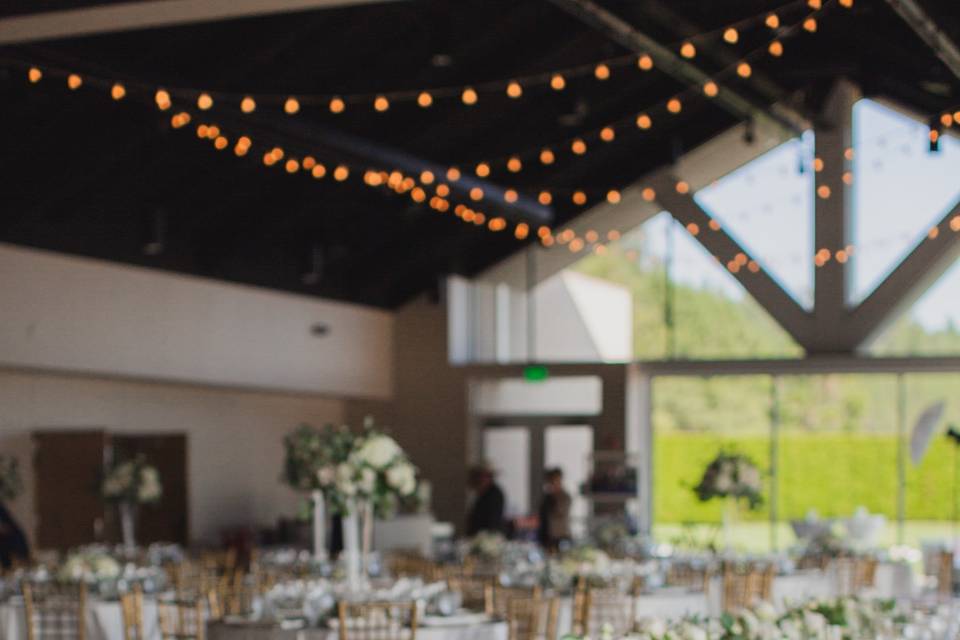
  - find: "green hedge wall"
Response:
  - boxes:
[654,432,955,523]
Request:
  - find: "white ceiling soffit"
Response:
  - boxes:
[479,117,794,288]
[0,0,401,44]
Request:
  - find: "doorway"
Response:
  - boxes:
[481,419,594,539]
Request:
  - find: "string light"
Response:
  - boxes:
[197,93,213,110]
[28,67,42,83]
[285,158,299,173]
[550,74,566,91]
[284,97,300,114]
[461,88,478,105]
[571,138,587,155]
[808,0,822,9]
[469,187,483,201]
[675,181,690,194]
[417,91,433,108]
[333,166,349,181]
[111,83,126,100]
[723,28,739,44]
[839,0,853,7]
[641,188,656,202]
[374,95,390,112]
[240,96,256,113]
[667,98,682,114]
[540,149,555,165]
[636,114,653,129]
[594,63,610,80]
[813,157,824,172]
[214,135,229,150]
[709,219,721,231]
[155,89,171,110]
[803,18,817,32]
[606,190,621,204]
[817,185,831,199]
[515,223,529,240]
[504,189,518,203]
[686,222,700,235]
[765,13,780,29]
[538,191,553,205]
[703,81,719,98]
[475,162,490,177]
[680,41,696,59]
[506,81,523,98]
[572,191,587,205]
[312,164,327,179]
[436,184,450,197]
[419,170,435,185]
[768,41,784,57]
[637,54,654,71]
[507,157,523,172]
[736,62,752,78]
[67,74,82,90]
[329,97,345,113]
[600,126,616,142]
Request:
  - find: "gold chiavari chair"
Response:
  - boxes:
[158,595,206,640]
[491,585,542,620]
[22,581,87,640]
[337,601,418,640]
[573,587,636,637]
[446,575,493,614]
[388,551,437,581]
[120,585,145,640]
[834,556,877,596]
[666,562,712,593]
[506,596,559,640]
[938,551,954,598]
[721,564,774,612]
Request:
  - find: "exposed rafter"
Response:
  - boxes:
[849,196,960,349]
[0,0,403,45]
[810,80,858,352]
[648,171,816,349]
[547,0,810,138]
[884,0,960,81]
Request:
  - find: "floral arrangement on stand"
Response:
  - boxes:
[102,455,163,552]
[281,418,419,590]
[693,452,763,509]
[0,454,23,502]
[561,597,913,640]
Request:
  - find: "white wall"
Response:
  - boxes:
[0,243,393,398]
[0,368,344,546]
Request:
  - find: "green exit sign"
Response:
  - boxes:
[523,365,549,382]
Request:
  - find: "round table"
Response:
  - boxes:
[0,596,161,640]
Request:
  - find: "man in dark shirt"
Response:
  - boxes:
[466,465,505,536]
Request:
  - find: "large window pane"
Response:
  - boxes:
[653,375,772,552]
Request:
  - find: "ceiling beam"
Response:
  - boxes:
[648,171,815,350]
[810,80,858,350]
[547,0,810,138]
[0,0,403,45]
[884,0,960,81]
[848,196,960,350]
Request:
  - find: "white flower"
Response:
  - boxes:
[316,465,336,487]
[755,601,778,622]
[714,472,733,492]
[386,463,416,496]
[358,468,377,494]
[643,618,667,637]
[336,463,357,496]
[678,621,707,640]
[356,435,401,470]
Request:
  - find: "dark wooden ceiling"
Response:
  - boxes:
[1,0,957,308]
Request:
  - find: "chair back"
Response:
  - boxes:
[666,562,711,592]
[22,581,87,640]
[158,596,206,640]
[722,564,773,612]
[506,596,559,640]
[446,575,493,614]
[336,601,418,640]
[574,587,635,637]
[491,585,542,619]
[938,551,954,597]
[834,556,878,596]
[120,585,145,640]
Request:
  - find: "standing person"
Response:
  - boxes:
[466,464,505,536]
[537,468,571,552]
[0,501,29,569]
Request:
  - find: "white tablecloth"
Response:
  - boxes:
[207,620,508,640]
[0,597,161,640]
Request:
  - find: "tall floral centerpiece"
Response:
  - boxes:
[282,418,418,590]
[693,452,762,551]
[102,456,163,553]
[0,454,23,502]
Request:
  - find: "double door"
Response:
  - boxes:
[481,419,593,538]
